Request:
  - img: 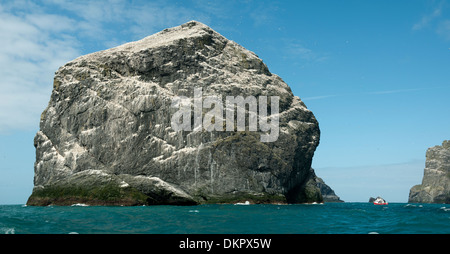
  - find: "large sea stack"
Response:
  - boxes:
[408,140,450,204]
[27,21,329,206]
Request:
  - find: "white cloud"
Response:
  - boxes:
[0,3,80,132]
[0,0,207,132]
[46,0,206,41]
[25,13,76,32]
[0,0,284,132]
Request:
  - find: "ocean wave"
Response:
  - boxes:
[440,207,450,212]
[405,204,423,208]
[1,203,449,234]
[1,227,15,234]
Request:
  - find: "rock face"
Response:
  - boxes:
[27,21,324,206]
[409,140,450,204]
[314,174,343,202]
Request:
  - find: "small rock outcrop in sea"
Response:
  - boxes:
[408,140,450,204]
[369,196,387,205]
[27,21,327,206]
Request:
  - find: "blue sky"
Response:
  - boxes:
[0,0,449,204]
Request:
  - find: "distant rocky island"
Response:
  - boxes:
[409,140,450,204]
[27,21,340,206]
[314,173,343,202]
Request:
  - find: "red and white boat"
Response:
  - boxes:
[373,197,388,205]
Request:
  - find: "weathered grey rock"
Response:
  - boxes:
[409,140,450,204]
[314,174,343,202]
[27,21,324,206]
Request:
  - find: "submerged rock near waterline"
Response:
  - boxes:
[27,21,326,206]
[408,140,450,204]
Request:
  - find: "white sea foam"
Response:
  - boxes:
[304,202,324,205]
[1,227,15,234]
[71,203,89,207]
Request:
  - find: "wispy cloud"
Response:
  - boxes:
[0,0,287,132]
[437,19,450,40]
[412,1,450,41]
[302,94,340,101]
[46,0,206,43]
[249,1,281,27]
[288,43,328,63]
[280,39,329,68]
[302,87,438,101]
[367,88,425,95]
[412,4,443,30]
[289,44,315,60]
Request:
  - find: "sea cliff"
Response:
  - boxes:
[409,140,450,204]
[27,21,334,206]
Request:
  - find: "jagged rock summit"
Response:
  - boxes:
[27,21,329,206]
[409,140,450,204]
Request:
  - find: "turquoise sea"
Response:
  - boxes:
[0,203,449,234]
